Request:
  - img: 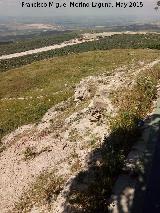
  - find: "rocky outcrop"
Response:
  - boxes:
[0,60,159,213]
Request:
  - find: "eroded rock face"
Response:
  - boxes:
[0,73,117,213]
[74,77,97,101]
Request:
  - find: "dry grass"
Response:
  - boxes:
[111,65,160,131]
[13,170,64,212]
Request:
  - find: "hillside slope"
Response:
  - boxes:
[0,49,160,212]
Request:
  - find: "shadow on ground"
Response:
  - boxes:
[132,114,160,213]
[61,113,160,213]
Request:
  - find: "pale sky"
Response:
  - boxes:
[0,0,159,19]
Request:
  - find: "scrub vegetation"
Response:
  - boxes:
[13,170,64,212]
[0,33,160,72]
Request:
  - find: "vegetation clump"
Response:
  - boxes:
[23,147,37,161]
[13,171,64,212]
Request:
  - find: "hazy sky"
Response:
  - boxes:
[0,0,159,19]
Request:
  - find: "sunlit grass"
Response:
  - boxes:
[0,49,159,140]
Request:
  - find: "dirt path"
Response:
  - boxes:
[0,39,92,60]
[0,31,156,61]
